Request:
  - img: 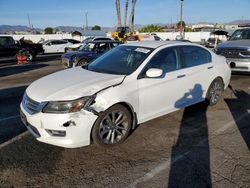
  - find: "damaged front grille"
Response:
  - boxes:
[22,94,46,115]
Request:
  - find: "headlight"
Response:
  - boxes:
[42,96,95,114]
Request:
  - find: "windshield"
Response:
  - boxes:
[230,29,250,40]
[79,43,95,52]
[86,45,153,75]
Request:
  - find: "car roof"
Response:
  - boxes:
[123,41,185,49]
[236,27,250,31]
[86,40,121,44]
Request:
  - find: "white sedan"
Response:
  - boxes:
[42,40,73,53]
[20,41,231,148]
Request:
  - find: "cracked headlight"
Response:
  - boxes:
[42,96,95,114]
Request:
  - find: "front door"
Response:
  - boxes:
[138,47,190,123]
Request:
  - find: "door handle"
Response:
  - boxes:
[207,66,214,69]
[177,74,186,78]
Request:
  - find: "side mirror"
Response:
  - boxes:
[146,68,163,78]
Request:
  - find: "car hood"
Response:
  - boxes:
[67,43,83,48]
[217,40,250,49]
[26,67,125,102]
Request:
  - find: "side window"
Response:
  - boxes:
[0,37,15,45]
[154,36,161,41]
[142,47,180,76]
[182,46,211,68]
[55,40,67,44]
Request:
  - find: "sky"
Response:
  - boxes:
[0,0,250,28]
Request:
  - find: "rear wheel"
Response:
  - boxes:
[92,104,132,147]
[206,78,224,106]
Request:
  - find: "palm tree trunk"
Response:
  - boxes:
[115,0,121,27]
[129,0,136,31]
[124,0,129,27]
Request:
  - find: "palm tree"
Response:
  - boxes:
[115,0,121,27]
[124,0,129,27]
[129,0,136,31]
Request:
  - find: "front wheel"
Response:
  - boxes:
[76,59,88,67]
[92,104,132,147]
[206,78,224,106]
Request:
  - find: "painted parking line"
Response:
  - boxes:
[0,131,28,149]
[127,112,249,188]
[0,115,20,122]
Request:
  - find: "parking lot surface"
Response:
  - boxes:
[0,57,249,187]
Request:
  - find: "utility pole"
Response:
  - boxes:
[85,12,88,30]
[180,0,184,38]
[27,13,31,28]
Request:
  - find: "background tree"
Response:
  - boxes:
[129,0,136,31]
[124,0,129,26]
[139,25,164,33]
[115,0,121,27]
[91,25,101,30]
[176,21,186,30]
[44,27,53,34]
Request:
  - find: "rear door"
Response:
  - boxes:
[178,45,214,104]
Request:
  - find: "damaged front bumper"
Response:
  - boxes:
[20,104,98,148]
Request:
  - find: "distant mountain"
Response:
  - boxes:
[1,19,249,34]
[0,25,42,34]
[227,20,250,25]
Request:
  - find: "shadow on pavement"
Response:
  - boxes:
[0,86,28,144]
[0,63,48,77]
[225,88,250,150]
[168,84,211,187]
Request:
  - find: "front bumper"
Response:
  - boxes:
[226,58,250,72]
[61,58,74,68]
[20,104,98,148]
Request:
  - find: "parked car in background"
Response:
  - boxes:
[215,28,250,73]
[65,37,112,52]
[63,39,81,44]
[20,41,231,148]
[42,39,73,54]
[205,38,222,48]
[61,40,121,68]
[0,35,44,60]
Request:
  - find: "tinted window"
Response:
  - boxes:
[0,37,15,45]
[94,38,112,41]
[182,46,211,68]
[94,43,110,53]
[55,40,67,44]
[142,47,180,75]
[154,36,162,41]
[230,29,250,40]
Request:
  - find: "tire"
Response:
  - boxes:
[76,59,88,67]
[206,78,224,106]
[92,104,132,147]
[28,53,35,61]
